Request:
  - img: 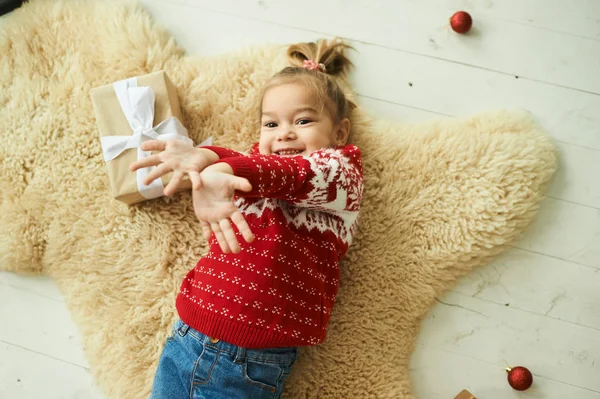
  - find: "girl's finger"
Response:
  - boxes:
[129,154,162,171]
[189,171,202,190]
[219,218,241,254]
[143,163,172,185]
[210,222,231,254]
[164,171,184,196]
[231,177,252,193]
[139,140,167,152]
[200,220,212,241]
[230,211,254,243]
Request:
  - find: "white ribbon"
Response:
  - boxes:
[100,77,204,200]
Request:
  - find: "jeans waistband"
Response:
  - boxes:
[174,319,297,365]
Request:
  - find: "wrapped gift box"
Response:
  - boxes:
[91,70,193,204]
[454,389,477,399]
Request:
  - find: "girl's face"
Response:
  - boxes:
[259,83,349,157]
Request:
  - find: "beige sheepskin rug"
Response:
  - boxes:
[0,1,556,398]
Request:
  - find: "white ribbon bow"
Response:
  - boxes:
[100,77,202,200]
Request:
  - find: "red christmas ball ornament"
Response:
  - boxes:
[506,366,533,391]
[450,11,473,34]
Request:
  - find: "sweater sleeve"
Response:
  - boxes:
[198,143,260,159]
[215,144,363,213]
[199,145,245,159]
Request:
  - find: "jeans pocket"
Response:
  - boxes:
[242,360,286,392]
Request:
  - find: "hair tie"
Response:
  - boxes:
[303,59,326,73]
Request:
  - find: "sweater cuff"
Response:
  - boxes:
[199,146,242,160]
[215,157,254,181]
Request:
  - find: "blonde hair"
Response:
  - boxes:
[261,39,355,123]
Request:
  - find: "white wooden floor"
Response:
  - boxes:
[1,1,599,398]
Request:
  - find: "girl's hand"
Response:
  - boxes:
[129,139,218,197]
[193,163,255,254]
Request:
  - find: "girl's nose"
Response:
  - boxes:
[277,129,296,141]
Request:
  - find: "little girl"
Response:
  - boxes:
[131,39,364,399]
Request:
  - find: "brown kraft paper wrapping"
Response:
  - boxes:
[91,70,192,205]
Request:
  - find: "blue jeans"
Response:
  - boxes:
[150,319,298,399]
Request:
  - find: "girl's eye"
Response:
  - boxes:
[297,119,312,125]
[264,122,277,128]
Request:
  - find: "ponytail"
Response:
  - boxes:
[286,39,354,78]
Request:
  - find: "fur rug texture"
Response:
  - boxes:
[0,1,556,398]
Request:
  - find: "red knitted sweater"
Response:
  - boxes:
[176,144,363,348]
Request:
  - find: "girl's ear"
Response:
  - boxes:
[335,118,351,145]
